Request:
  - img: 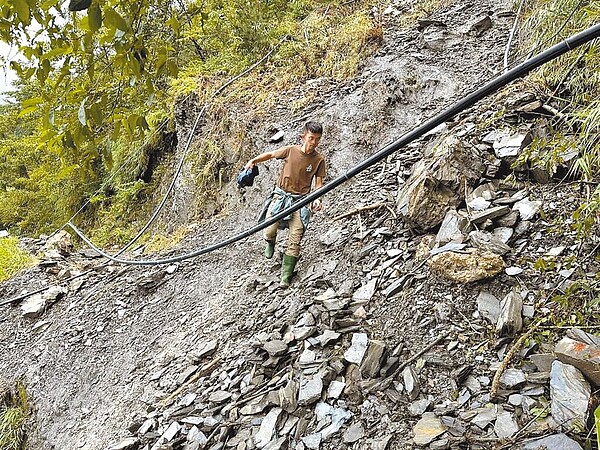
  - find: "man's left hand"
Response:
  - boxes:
[312,198,322,212]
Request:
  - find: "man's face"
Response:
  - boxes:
[301,131,322,153]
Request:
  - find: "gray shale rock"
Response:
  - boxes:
[550,360,590,430]
[397,134,485,230]
[496,291,523,337]
[555,336,600,385]
[469,230,511,255]
[413,412,447,445]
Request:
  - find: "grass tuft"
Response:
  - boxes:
[0,237,35,283]
[0,381,30,450]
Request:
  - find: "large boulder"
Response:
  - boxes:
[397,135,485,230]
[429,249,504,283]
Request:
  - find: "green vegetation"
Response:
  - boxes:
[0,237,35,283]
[0,0,383,248]
[515,0,600,233]
[0,381,30,450]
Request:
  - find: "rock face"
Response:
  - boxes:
[397,135,485,230]
[429,249,504,283]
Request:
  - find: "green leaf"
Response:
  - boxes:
[88,2,102,32]
[13,0,31,25]
[68,0,92,12]
[21,97,44,108]
[17,105,39,117]
[78,100,87,126]
[104,7,128,32]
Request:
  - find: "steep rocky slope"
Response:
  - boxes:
[2,1,599,450]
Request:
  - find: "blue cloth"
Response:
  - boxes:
[259,186,311,229]
[236,165,259,188]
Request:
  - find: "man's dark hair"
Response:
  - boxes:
[302,121,323,135]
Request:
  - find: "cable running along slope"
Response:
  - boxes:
[66,23,600,266]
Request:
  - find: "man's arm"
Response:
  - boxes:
[245,151,277,170]
[312,176,324,212]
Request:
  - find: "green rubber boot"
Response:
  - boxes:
[264,240,275,259]
[280,254,298,288]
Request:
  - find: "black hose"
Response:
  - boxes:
[64,23,600,266]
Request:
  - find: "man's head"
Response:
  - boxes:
[300,121,323,154]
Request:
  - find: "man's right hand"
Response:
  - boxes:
[244,160,254,171]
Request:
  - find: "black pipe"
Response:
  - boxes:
[64,23,600,266]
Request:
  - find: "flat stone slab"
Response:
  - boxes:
[298,376,323,406]
[413,412,447,445]
[550,360,590,430]
[555,336,600,385]
[344,333,369,364]
[522,433,583,450]
[263,340,288,357]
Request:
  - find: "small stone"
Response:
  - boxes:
[270,130,285,143]
[530,353,556,372]
[298,376,323,406]
[327,380,346,399]
[429,439,449,450]
[344,333,369,364]
[343,422,365,444]
[508,394,523,406]
[263,437,287,450]
[254,408,283,449]
[188,426,208,445]
[162,421,181,441]
[429,249,504,283]
[493,132,531,158]
[108,438,139,450]
[522,434,583,450]
[352,279,377,303]
[278,380,298,413]
[316,330,341,346]
[477,291,500,324]
[189,340,218,362]
[20,295,46,318]
[500,368,526,388]
[505,266,524,276]
[513,198,542,221]
[496,291,523,337]
[264,340,288,357]
[495,210,519,227]
[403,366,420,401]
[471,406,497,429]
[413,412,447,445]
[408,398,431,416]
[360,340,386,378]
[436,209,470,245]
[469,230,511,255]
[469,206,511,223]
[302,433,322,450]
[209,390,232,404]
[494,411,518,438]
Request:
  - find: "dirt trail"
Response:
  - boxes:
[0,1,516,449]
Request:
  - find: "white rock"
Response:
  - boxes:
[254,408,283,449]
[513,198,542,221]
[344,333,369,364]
